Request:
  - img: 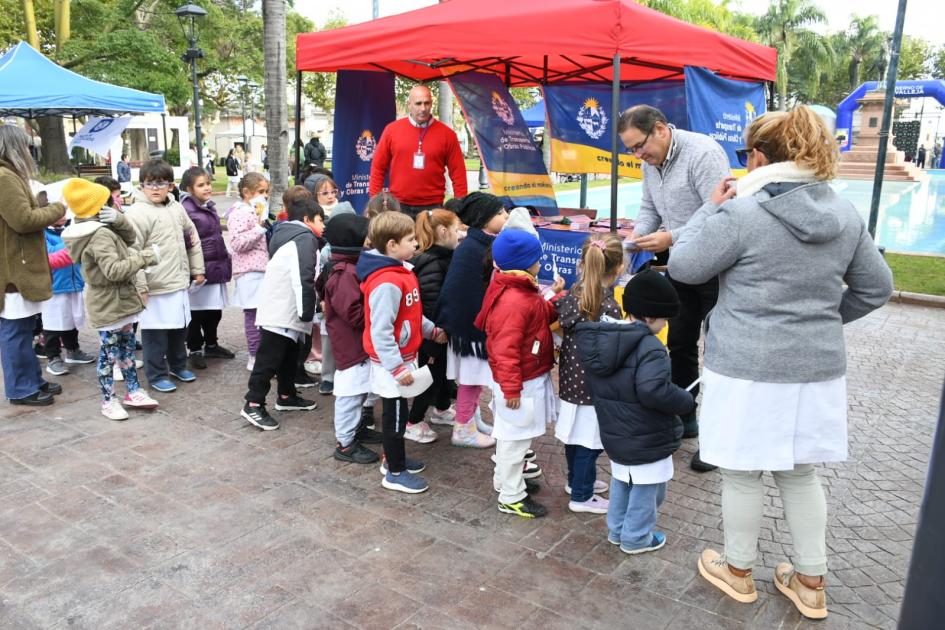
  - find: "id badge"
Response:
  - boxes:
[413,152,425,169]
[531,340,540,355]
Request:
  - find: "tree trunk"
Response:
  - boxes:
[37,117,73,174]
[262,0,288,216]
[22,0,39,48]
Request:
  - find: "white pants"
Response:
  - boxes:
[493,438,532,504]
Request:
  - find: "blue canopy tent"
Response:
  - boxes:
[0,42,165,117]
[521,100,545,128]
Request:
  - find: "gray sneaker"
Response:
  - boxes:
[46,357,69,375]
[64,349,95,364]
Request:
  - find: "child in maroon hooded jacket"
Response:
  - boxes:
[180,167,234,369]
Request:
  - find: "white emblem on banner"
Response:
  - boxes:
[355,130,377,162]
[744,101,757,125]
[577,97,608,140]
[491,91,516,126]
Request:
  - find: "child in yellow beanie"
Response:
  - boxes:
[61,178,162,420]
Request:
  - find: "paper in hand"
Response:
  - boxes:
[397,365,434,399]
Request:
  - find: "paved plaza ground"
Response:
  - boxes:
[0,300,942,629]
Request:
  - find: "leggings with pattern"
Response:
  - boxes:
[98,325,140,401]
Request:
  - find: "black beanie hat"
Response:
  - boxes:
[324,213,369,248]
[622,269,680,319]
[457,192,504,229]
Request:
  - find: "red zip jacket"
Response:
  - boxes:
[474,272,558,398]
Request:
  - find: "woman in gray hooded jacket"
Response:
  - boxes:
[669,105,893,620]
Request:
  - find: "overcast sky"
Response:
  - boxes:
[297,0,944,46]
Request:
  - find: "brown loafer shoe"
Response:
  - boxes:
[697,548,757,603]
[774,563,828,619]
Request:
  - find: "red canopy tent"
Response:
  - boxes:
[295,0,777,224]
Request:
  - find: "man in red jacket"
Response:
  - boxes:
[369,85,468,219]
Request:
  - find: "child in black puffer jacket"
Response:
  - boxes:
[575,270,694,556]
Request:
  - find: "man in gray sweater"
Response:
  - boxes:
[618,105,730,472]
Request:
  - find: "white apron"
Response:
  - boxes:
[699,367,848,471]
[490,372,557,441]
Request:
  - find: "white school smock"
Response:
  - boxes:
[334,359,372,398]
[40,292,85,331]
[490,372,557,442]
[446,346,493,386]
[0,293,42,320]
[138,289,191,329]
[369,359,418,399]
[230,272,264,309]
[555,401,603,450]
[189,282,229,310]
[611,455,674,485]
[698,367,848,471]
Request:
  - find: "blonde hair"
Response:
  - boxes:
[365,191,401,218]
[415,209,458,251]
[368,211,415,255]
[745,105,839,180]
[572,233,624,321]
[238,172,267,199]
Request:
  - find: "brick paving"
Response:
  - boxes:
[0,301,941,629]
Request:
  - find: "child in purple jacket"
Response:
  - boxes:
[180,167,234,369]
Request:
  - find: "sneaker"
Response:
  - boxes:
[691,450,718,473]
[379,456,425,475]
[524,449,536,463]
[774,563,827,619]
[64,349,95,364]
[135,340,142,351]
[123,390,159,409]
[40,382,62,396]
[381,470,429,494]
[428,406,456,425]
[150,379,177,393]
[334,441,380,464]
[523,461,542,479]
[607,533,621,545]
[303,359,322,375]
[241,402,279,431]
[404,421,438,444]
[169,369,196,382]
[34,341,46,359]
[203,344,235,359]
[294,372,317,389]
[113,365,124,381]
[274,395,317,411]
[188,350,207,370]
[361,405,376,430]
[46,357,69,376]
[355,426,383,444]
[318,380,334,395]
[568,495,610,514]
[565,480,609,495]
[620,531,666,555]
[525,478,541,494]
[451,420,495,448]
[9,390,54,406]
[697,548,758,603]
[474,408,493,435]
[101,399,129,421]
[498,496,547,519]
[247,356,255,371]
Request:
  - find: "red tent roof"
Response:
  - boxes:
[296,0,776,84]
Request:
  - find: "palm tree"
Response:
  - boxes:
[845,15,886,90]
[262,0,288,215]
[756,0,831,110]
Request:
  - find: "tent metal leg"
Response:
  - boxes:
[579,174,588,208]
[609,54,620,232]
[161,113,168,153]
[295,70,303,184]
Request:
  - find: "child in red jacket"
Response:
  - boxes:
[474,229,564,518]
[356,212,446,494]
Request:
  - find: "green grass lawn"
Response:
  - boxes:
[885,253,945,296]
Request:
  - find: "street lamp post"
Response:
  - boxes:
[237,75,249,153]
[248,81,259,147]
[175,4,207,170]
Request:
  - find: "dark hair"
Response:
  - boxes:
[443,197,462,213]
[617,105,668,135]
[138,159,174,183]
[120,153,128,161]
[180,166,210,192]
[301,164,333,181]
[285,197,324,223]
[93,175,120,192]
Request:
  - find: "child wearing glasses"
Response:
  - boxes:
[124,159,205,394]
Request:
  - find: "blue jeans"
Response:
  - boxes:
[565,444,602,502]
[0,315,46,400]
[607,478,666,549]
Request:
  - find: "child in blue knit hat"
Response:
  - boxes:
[474,229,564,518]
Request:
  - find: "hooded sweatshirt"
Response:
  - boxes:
[253,221,318,334]
[668,161,894,383]
[61,213,156,329]
[123,189,204,295]
[357,250,437,379]
[574,319,693,466]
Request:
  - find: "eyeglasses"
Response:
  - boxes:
[735,146,766,167]
[142,181,171,190]
[318,189,339,197]
[627,129,652,155]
